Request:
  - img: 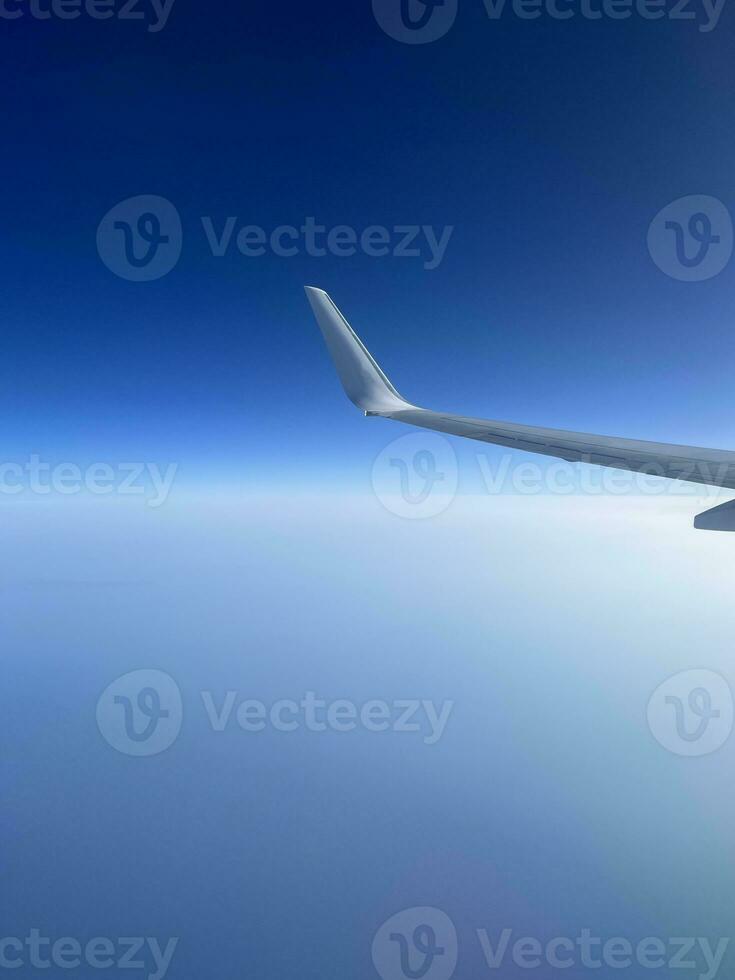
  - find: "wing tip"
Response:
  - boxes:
[304,286,410,414]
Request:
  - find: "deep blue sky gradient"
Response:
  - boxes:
[2,1,735,483]
[3,6,735,980]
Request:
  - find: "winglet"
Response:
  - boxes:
[305,287,412,414]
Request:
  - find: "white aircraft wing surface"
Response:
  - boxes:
[305,286,735,529]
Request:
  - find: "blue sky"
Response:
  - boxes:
[2,4,735,980]
[2,1,735,483]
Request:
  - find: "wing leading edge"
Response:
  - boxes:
[305,287,735,527]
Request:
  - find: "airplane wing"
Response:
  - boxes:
[305,286,735,528]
